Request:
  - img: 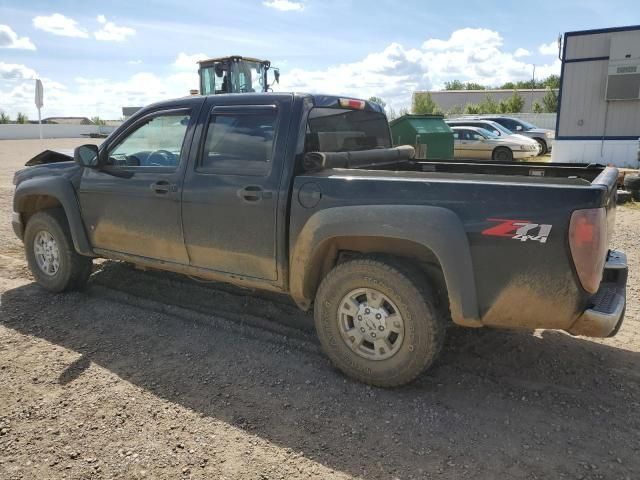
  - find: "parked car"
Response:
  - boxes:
[467,116,554,155]
[450,126,538,161]
[446,119,541,155]
[12,93,627,387]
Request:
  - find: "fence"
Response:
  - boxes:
[446,113,557,130]
[0,124,118,140]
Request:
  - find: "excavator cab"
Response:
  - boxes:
[198,56,279,95]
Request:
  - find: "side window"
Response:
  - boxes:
[199,108,277,175]
[470,132,484,141]
[108,113,190,169]
[452,131,460,140]
[499,118,517,131]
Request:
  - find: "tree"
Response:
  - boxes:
[386,106,398,121]
[367,96,387,110]
[541,74,560,90]
[532,101,544,113]
[412,93,442,115]
[91,116,106,126]
[444,80,465,90]
[16,112,28,124]
[398,106,410,117]
[447,104,464,116]
[478,94,500,114]
[505,90,525,113]
[542,88,558,113]
[464,103,481,114]
[464,82,486,90]
[0,111,9,124]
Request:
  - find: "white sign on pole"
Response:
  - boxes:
[35,79,43,140]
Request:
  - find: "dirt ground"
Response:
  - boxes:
[0,138,639,480]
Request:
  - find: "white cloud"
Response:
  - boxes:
[0,24,36,50]
[173,52,209,70]
[0,28,561,119]
[127,59,143,65]
[263,0,304,11]
[282,28,560,110]
[423,28,502,51]
[0,62,37,80]
[94,16,136,41]
[514,48,530,58]
[539,40,558,56]
[33,13,89,38]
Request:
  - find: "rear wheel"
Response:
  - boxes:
[534,138,547,155]
[24,210,92,292]
[314,257,446,387]
[492,147,513,162]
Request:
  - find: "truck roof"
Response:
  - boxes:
[134,93,385,118]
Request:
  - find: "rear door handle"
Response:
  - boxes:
[238,185,271,202]
[151,180,176,194]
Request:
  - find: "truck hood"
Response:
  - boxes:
[25,149,74,166]
[13,158,81,187]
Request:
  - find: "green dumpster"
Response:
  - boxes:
[389,114,454,160]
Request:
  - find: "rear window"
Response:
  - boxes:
[305,108,391,153]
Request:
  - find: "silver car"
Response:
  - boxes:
[465,116,554,155]
[450,126,539,161]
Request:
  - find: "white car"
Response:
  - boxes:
[450,126,539,161]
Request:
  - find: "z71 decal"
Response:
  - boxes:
[482,218,552,244]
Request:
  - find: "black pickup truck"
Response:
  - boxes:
[12,93,628,387]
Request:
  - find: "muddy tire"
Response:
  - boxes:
[314,257,446,387]
[24,209,92,292]
[492,147,513,162]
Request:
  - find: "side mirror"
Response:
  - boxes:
[74,144,99,168]
[274,69,280,84]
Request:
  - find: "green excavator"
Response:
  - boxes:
[197,56,280,95]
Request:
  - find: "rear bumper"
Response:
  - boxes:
[12,211,23,241]
[568,250,627,338]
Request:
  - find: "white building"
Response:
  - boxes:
[554,25,640,168]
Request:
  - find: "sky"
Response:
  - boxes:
[0,0,638,119]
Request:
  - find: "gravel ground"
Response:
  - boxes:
[0,139,639,480]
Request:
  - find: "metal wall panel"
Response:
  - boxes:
[559,28,640,138]
[565,32,611,60]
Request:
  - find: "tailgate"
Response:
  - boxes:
[592,166,619,246]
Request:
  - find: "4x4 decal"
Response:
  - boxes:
[482,218,552,244]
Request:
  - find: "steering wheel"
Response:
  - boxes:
[147,149,176,167]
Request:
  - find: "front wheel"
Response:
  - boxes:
[492,147,513,162]
[24,209,92,292]
[534,138,547,155]
[314,258,446,387]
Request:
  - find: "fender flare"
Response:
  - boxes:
[290,205,480,327]
[13,176,94,256]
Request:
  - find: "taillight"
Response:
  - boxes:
[569,208,607,294]
[339,98,366,110]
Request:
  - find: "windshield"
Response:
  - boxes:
[477,128,498,138]
[485,122,513,136]
[230,60,266,93]
[306,108,391,152]
[200,60,267,94]
[517,119,537,131]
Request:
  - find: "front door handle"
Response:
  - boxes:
[151,180,176,194]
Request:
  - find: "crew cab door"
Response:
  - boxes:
[181,95,292,281]
[78,106,198,263]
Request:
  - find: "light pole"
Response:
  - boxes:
[530,64,537,112]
